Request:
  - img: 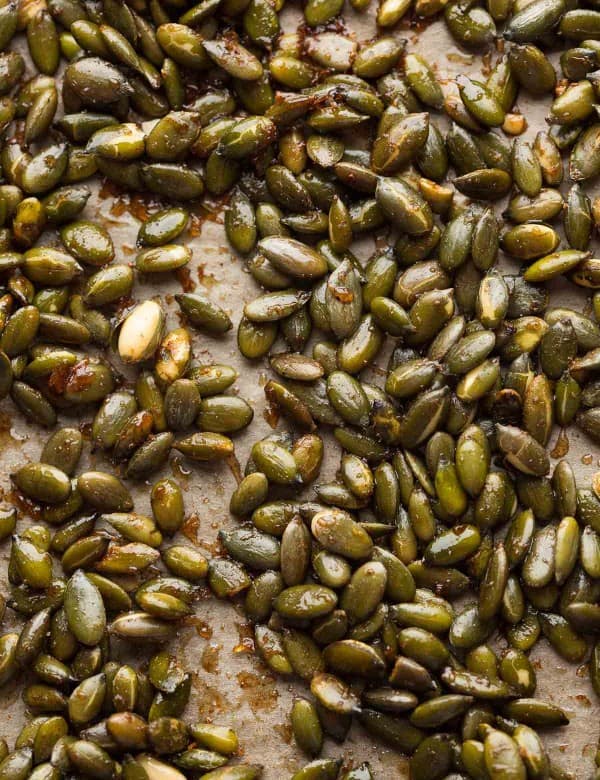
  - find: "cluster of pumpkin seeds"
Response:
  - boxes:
[0,637,251,779]
[203,0,600,779]
[2,0,600,776]
[0,425,274,778]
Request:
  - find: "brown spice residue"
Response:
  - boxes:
[201,642,221,673]
[233,621,255,655]
[197,263,219,289]
[64,360,97,394]
[189,200,227,237]
[188,213,204,238]
[236,671,279,713]
[551,428,569,459]
[175,266,196,292]
[274,723,293,744]
[47,364,71,395]
[198,536,223,556]
[188,617,213,640]
[110,192,153,222]
[9,488,42,521]
[263,401,280,430]
[328,281,354,304]
[98,179,121,202]
[99,182,158,222]
[225,453,243,486]
[181,512,200,544]
[193,675,230,720]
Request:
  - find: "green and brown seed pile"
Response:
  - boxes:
[1,0,600,777]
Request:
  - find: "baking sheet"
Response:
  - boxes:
[1,7,600,777]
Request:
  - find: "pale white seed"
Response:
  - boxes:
[136,755,187,780]
[118,300,165,363]
[110,611,174,641]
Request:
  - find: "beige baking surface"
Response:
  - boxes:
[1,7,600,778]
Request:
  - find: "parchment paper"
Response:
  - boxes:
[1,8,599,778]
